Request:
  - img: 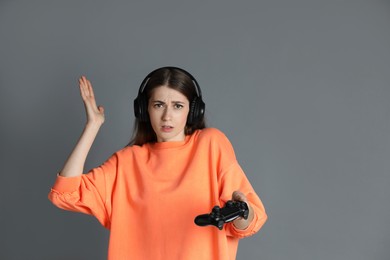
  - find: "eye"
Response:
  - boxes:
[153,103,164,109]
[174,103,184,109]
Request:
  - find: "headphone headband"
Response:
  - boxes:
[138,66,202,98]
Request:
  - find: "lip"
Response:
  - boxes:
[161,125,174,132]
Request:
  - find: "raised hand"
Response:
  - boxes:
[79,76,105,126]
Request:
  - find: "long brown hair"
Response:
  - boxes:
[128,67,206,146]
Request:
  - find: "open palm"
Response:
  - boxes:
[79,76,105,125]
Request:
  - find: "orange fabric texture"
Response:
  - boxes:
[48,128,267,260]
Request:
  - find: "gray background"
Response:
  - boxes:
[1,0,389,259]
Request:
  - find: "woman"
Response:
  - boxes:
[48,67,267,260]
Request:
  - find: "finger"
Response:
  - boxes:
[79,81,96,112]
[82,76,92,94]
[79,76,89,95]
[232,191,247,202]
[79,78,86,98]
[87,79,95,98]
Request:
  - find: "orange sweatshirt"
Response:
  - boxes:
[48,128,267,260]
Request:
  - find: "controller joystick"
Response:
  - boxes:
[194,200,249,230]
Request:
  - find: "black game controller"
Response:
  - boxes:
[194,200,249,230]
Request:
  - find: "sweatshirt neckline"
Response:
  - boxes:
[148,134,192,150]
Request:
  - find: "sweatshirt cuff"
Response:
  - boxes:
[51,174,82,193]
[230,213,258,237]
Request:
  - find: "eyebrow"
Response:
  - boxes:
[151,100,186,104]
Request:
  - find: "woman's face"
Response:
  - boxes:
[148,85,190,142]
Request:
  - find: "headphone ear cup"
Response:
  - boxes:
[134,94,149,122]
[187,99,196,125]
[134,97,141,119]
[188,97,205,125]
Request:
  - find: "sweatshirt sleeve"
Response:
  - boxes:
[210,129,267,238]
[220,162,267,238]
[48,153,118,229]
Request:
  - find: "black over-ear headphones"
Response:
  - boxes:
[133,66,205,125]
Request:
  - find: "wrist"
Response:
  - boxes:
[85,121,103,129]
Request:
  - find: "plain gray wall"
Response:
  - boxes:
[1,0,389,259]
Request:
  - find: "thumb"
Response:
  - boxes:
[98,106,105,114]
[232,191,247,202]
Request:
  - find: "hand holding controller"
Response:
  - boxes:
[194,200,249,230]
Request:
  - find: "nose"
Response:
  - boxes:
[162,106,172,121]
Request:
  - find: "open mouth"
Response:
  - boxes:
[161,125,174,132]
